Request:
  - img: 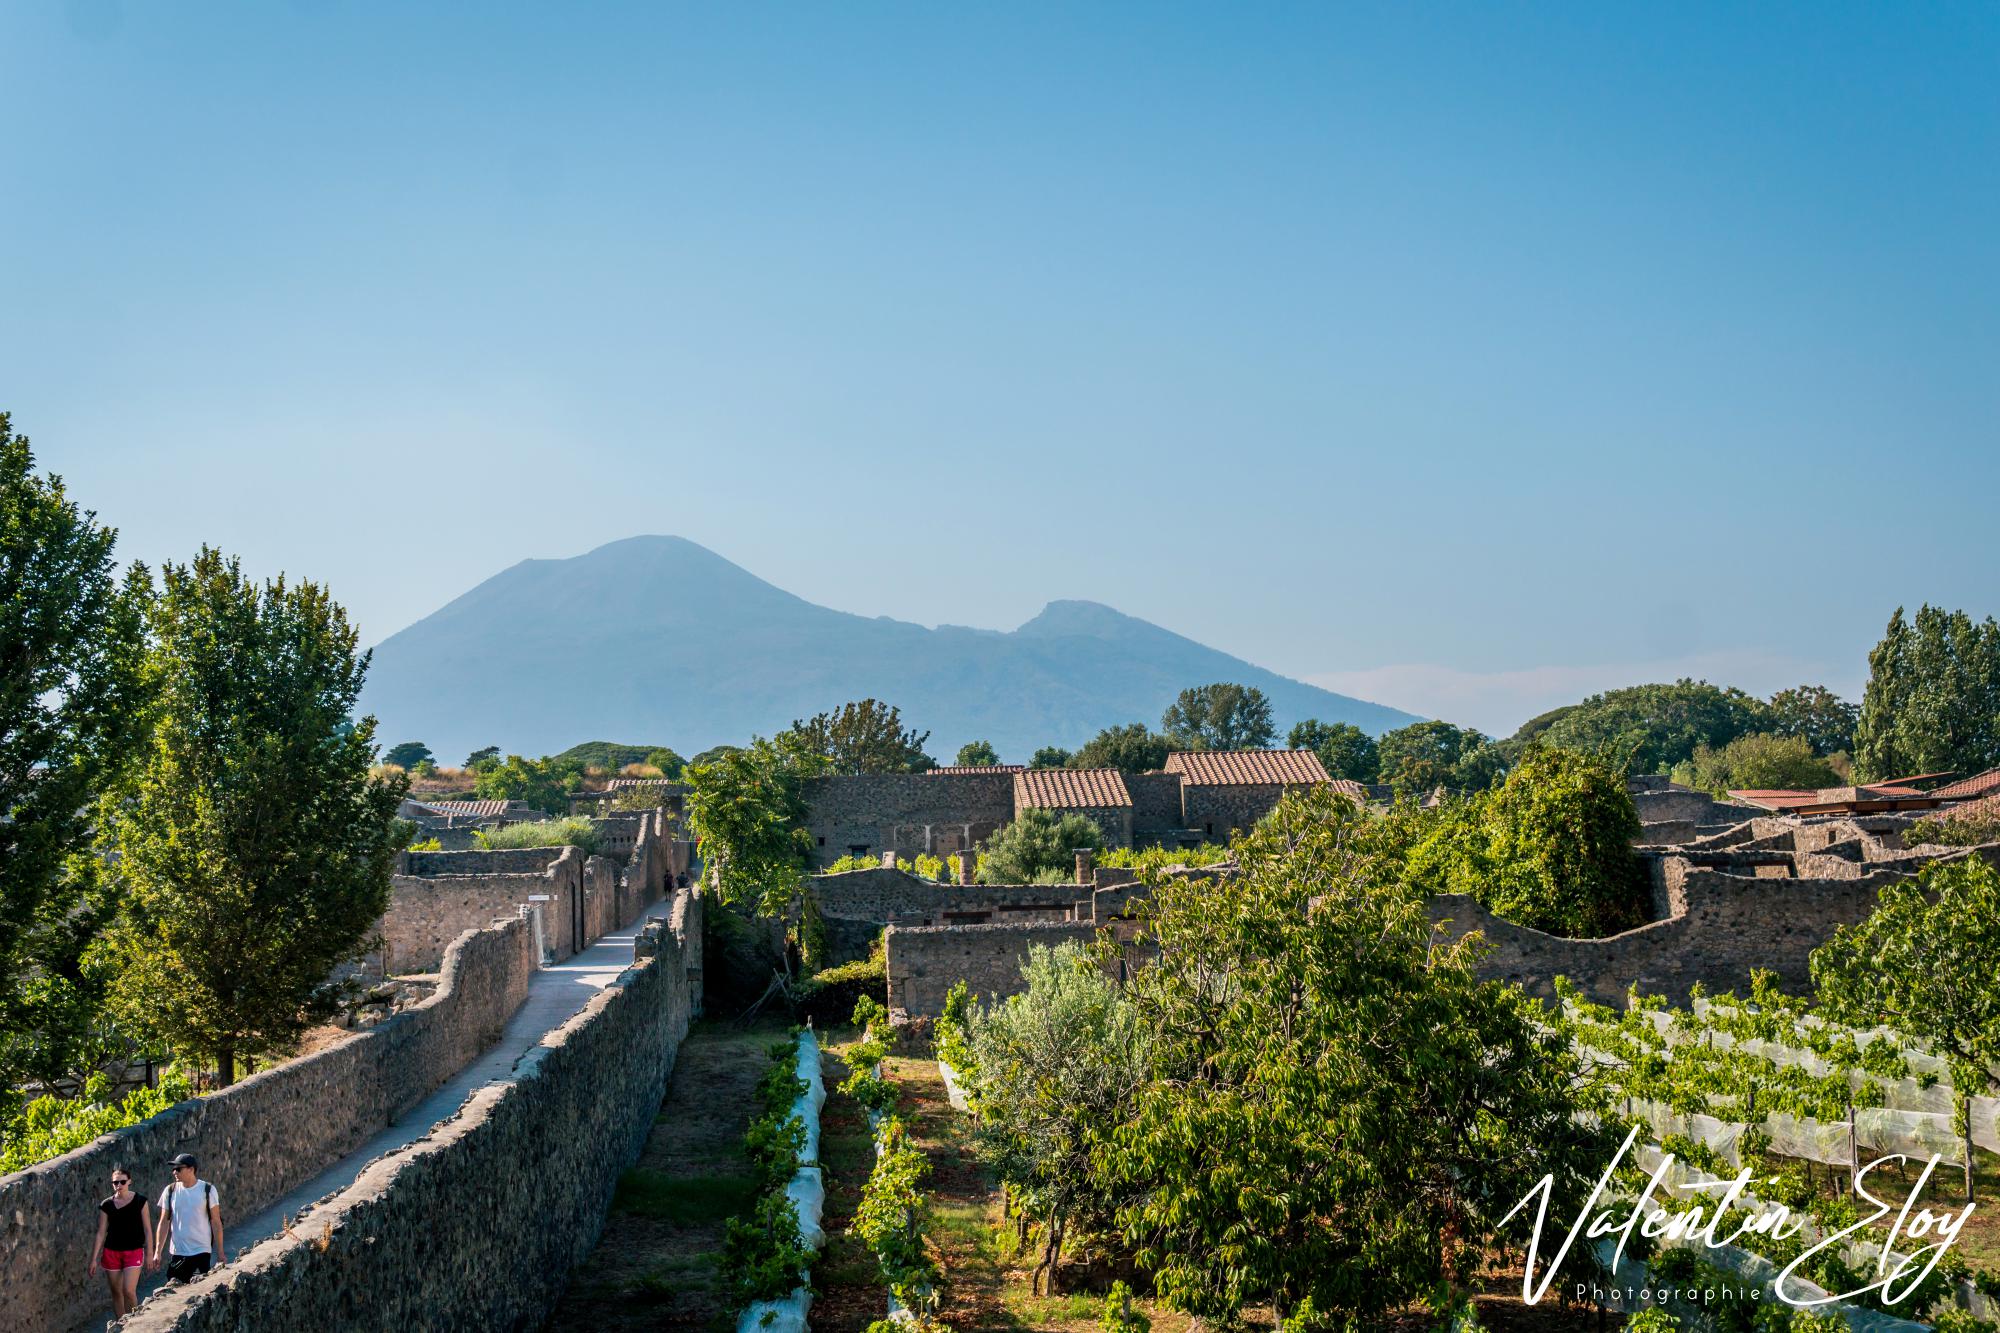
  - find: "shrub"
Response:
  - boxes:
[1906,798,2000,848]
[1100,1281,1152,1333]
[721,1035,817,1306]
[406,837,443,853]
[791,953,887,1027]
[976,809,1103,884]
[1,1069,194,1173]
[472,817,602,854]
[1669,732,1840,794]
[852,1115,941,1312]
[935,980,976,1079]
[1096,844,1230,871]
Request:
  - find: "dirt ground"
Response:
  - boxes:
[811,1039,1625,1333]
[544,1016,791,1331]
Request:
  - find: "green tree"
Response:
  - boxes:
[1670,732,1840,795]
[955,739,1001,767]
[1104,788,1613,1328]
[464,744,500,770]
[1404,747,1647,937]
[643,746,686,778]
[1028,745,1071,770]
[784,698,934,774]
[383,740,433,769]
[473,752,583,814]
[100,549,405,1085]
[976,809,1104,884]
[683,734,828,914]
[967,941,1150,1294]
[1854,606,2000,781]
[1287,719,1379,783]
[1812,856,2000,1198]
[1904,804,2000,849]
[0,419,154,1097]
[1536,679,1768,774]
[1377,720,1495,800]
[1160,683,1276,751]
[1068,723,1171,773]
[1766,685,1859,758]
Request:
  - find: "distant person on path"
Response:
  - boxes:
[86,1163,154,1318]
[153,1153,225,1284]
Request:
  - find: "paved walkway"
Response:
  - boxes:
[99,898,675,1330]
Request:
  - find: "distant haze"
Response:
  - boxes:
[357,535,1424,764]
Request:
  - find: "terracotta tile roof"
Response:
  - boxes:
[1727,785,1942,813]
[1164,749,1332,786]
[1327,779,1368,802]
[1930,768,2000,801]
[1014,768,1133,809]
[927,765,1026,775]
[605,777,675,789]
[418,800,514,818]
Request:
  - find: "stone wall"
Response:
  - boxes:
[886,919,1100,1017]
[1430,864,1909,1005]
[0,914,539,1333]
[803,772,1016,867]
[1128,771,1188,840]
[584,853,621,945]
[119,889,705,1333]
[382,845,584,972]
[1182,783,1293,840]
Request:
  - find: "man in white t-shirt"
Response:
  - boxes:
[153,1153,225,1284]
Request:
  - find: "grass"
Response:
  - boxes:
[472,816,602,853]
[611,1167,760,1224]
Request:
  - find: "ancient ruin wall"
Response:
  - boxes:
[803,772,1016,866]
[382,844,583,971]
[887,919,1099,1017]
[1127,771,1188,839]
[1431,866,1907,1005]
[119,890,705,1333]
[0,914,538,1333]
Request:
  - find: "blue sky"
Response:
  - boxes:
[5,2,1996,735]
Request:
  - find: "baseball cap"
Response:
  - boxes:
[168,1152,198,1169]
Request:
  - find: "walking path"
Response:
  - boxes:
[95,898,675,1331]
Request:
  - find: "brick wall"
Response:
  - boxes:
[1182,784,1294,840]
[118,889,705,1333]
[0,914,539,1333]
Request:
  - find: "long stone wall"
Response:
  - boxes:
[803,772,1016,866]
[0,914,539,1333]
[120,889,705,1333]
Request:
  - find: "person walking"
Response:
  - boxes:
[86,1163,154,1318]
[153,1153,225,1283]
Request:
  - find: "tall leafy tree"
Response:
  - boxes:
[464,744,501,770]
[1377,719,1495,800]
[0,419,153,1094]
[784,698,934,774]
[683,734,828,914]
[1288,718,1380,783]
[1670,732,1840,795]
[1813,856,2000,1199]
[383,740,433,769]
[1067,723,1171,773]
[1159,682,1275,751]
[954,739,1001,767]
[1104,788,1613,1328]
[1765,685,1859,758]
[102,549,406,1085]
[1853,606,2000,781]
[1536,679,1768,774]
[1027,745,1071,770]
[1401,747,1647,937]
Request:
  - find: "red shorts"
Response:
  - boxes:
[101,1247,144,1271]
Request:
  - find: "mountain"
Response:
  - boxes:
[358,536,1423,765]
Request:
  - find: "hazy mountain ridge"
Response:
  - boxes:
[358,536,1422,764]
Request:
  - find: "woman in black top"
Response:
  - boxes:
[86,1163,155,1318]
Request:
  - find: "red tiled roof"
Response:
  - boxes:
[1014,768,1132,809]
[1931,768,2000,801]
[1164,750,1333,786]
[927,765,1026,775]
[605,777,675,789]
[1327,778,1368,802]
[418,800,514,818]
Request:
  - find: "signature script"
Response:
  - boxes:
[1499,1125,1974,1308]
